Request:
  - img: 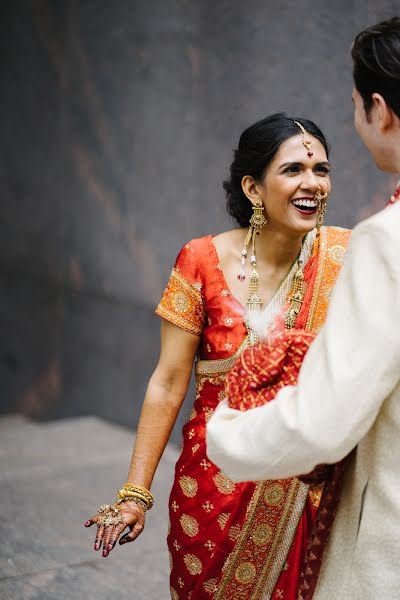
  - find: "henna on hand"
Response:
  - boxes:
[85,500,145,555]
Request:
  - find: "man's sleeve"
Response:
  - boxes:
[206,215,400,481]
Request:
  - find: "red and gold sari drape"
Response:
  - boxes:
[156,227,351,600]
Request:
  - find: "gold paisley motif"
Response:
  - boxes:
[178,476,198,498]
[170,587,179,600]
[203,578,218,594]
[217,512,230,530]
[228,524,241,541]
[213,471,236,495]
[252,522,273,546]
[184,553,203,575]
[235,561,256,584]
[264,482,284,506]
[329,244,345,265]
[180,514,199,538]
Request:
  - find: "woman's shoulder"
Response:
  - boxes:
[182,235,213,254]
[182,229,244,259]
[173,236,215,279]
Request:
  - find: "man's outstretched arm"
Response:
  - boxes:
[207,213,400,481]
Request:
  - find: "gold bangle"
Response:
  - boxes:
[117,490,153,510]
[119,484,154,509]
[117,486,154,510]
[123,484,154,502]
[116,496,148,512]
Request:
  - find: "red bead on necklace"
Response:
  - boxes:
[387,183,400,206]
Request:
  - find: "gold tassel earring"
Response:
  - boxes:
[315,186,328,232]
[238,200,267,313]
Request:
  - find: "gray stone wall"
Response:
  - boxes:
[0,1,398,443]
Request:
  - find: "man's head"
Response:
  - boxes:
[351,17,400,172]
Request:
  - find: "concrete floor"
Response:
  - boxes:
[0,415,179,599]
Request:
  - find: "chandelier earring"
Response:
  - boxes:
[314,186,328,232]
[238,199,267,313]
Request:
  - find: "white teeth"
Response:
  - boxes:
[292,199,318,208]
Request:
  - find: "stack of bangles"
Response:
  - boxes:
[116,483,154,512]
[97,484,154,526]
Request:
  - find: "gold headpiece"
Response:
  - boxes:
[294,120,313,158]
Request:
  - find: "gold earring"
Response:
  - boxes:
[238,200,267,313]
[314,187,328,231]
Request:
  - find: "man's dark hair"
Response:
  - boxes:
[352,17,400,118]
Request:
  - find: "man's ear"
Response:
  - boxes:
[371,93,394,132]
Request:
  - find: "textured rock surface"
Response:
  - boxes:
[1,1,398,443]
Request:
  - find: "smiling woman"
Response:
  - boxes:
[85,113,351,600]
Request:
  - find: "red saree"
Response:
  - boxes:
[226,331,348,600]
[156,227,351,600]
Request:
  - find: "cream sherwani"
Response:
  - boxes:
[207,202,400,599]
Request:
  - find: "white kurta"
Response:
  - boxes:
[207,201,400,598]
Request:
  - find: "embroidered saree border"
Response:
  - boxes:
[195,337,249,379]
[306,227,328,332]
[214,479,309,600]
[259,482,309,600]
[306,227,350,332]
[213,481,263,600]
[156,268,205,336]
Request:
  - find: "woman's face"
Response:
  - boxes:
[256,134,331,236]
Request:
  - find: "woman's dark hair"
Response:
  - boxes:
[352,17,400,118]
[223,113,329,227]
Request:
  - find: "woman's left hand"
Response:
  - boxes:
[84,500,146,557]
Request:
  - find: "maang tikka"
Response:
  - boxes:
[294,120,314,158]
[238,199,267,313]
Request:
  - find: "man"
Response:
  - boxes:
[207,17,400,599]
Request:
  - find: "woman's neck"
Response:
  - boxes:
[255,226,307,269]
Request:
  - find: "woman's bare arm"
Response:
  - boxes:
[126,318,200,488]
[85,319,200,555]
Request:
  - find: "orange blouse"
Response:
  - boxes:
[156,236,247,358]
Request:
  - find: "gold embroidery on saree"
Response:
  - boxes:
[156,268,205,335]
[253,522,273,546]
[178,476,198,498]
[213,471,236,495]
[214,479,309,600]
[203,578,218,594]
[217,513,230,530]
[180,514,199,538]
[264,482,285,506]
[306,227,351,332]
[183,553,203,575]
